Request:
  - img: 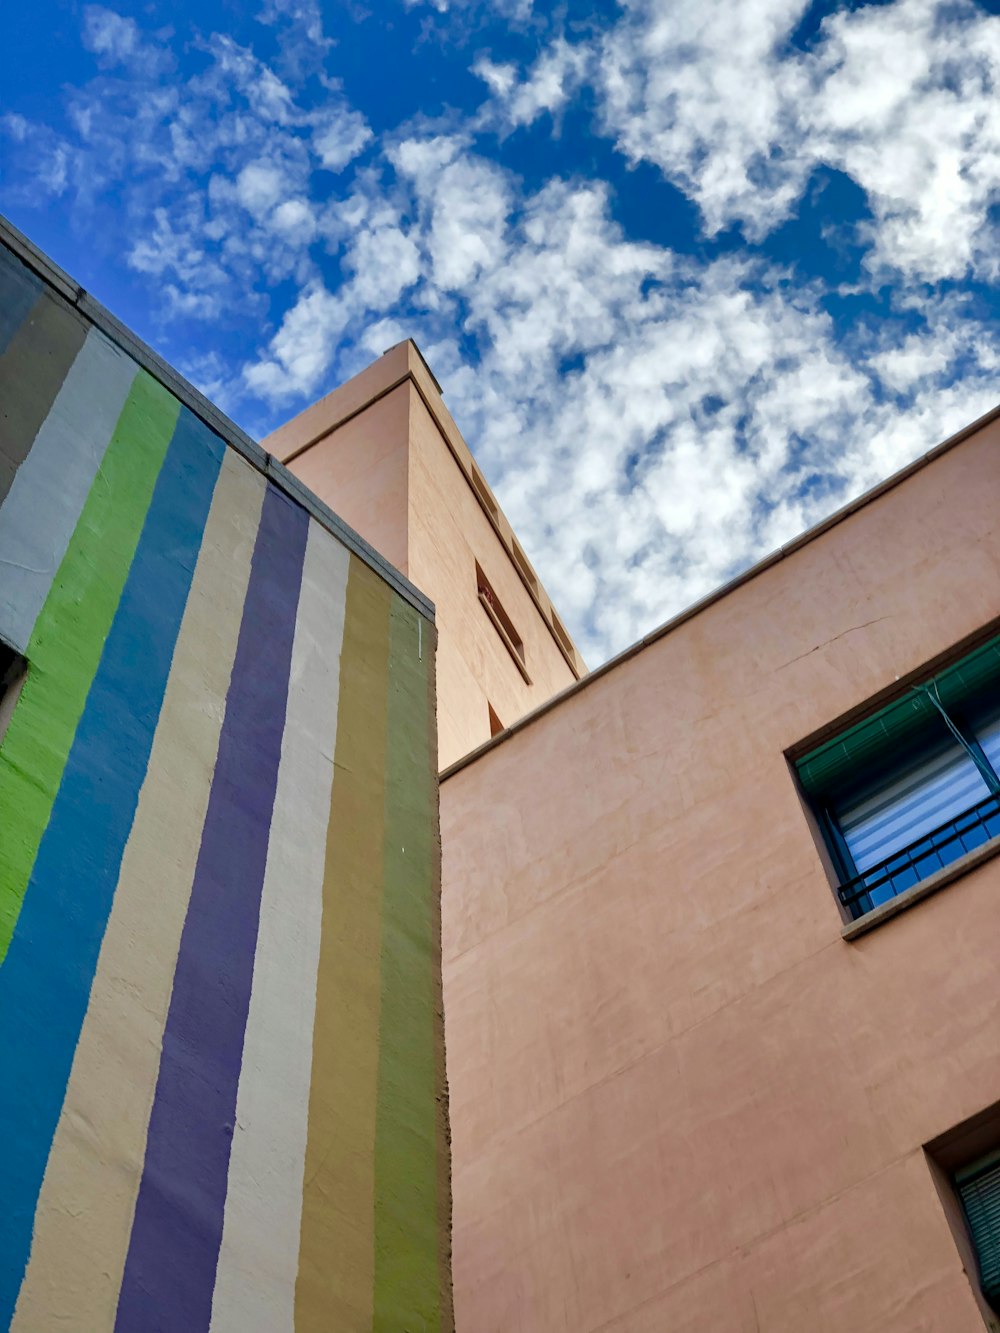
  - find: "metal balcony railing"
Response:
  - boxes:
[840,791,1000,918]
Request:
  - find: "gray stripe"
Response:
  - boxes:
[0,292,89,508]
[0,329,137,653]
[0,249,42,356]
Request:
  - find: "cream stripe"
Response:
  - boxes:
[0,329,136,654]
[11,451,266,1333]
[208,524,350,1333]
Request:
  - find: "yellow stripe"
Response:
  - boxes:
[11,451,266,1332]
[295,558,391,1332]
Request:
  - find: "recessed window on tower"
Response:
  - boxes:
[475,561,531,684]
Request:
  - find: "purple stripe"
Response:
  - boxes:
[114,484,310,1333]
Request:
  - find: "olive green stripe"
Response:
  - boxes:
[0,372,180,961]
[373,603,446,1329]
[295,557,391,1333]
[0,293,88,506]
[427,621,455,1332]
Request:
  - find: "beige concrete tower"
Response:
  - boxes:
[265,340,585,769]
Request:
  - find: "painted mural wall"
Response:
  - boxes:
[0,240,452,1332]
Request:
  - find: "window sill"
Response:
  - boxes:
[478,593,532,686]
[842,833,1000,941]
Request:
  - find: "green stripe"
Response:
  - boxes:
[429,619,454,1333]
[373,601,443,1330]
[0,371,180,961]
[296,557,391,1332]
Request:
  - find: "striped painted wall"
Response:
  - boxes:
[0,241,452,1333]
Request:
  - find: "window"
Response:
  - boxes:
[550,610,574,657]
[511,538,537,591]
[0,640,27,746]
[475,561,530,684]
[471,464,498,518]
[956,1150,1000,1312]
[796,634,1000,921]
[927,1106,1000,1326]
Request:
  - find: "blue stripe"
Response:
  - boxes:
[0,407,225,1326]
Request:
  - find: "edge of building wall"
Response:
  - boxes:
[0,214,435,624]
[266,340,587,679]
[441,397,1000,781]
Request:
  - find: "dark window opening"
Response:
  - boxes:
[512,538,537,591]
[796,633,1000,920]
[927,1104,1000,1324]
[957,1150,1000,1312]
[550,609,574,657]
[471,465,498,518]
[476,561,526,668]
[0,640,28,747]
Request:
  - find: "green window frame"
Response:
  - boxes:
[796,634,1000,920]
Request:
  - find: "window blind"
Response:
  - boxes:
[835,740,989,876]
[957,1151,1000,1305]
[797,634,1000,797]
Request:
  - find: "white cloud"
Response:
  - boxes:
[473,58,517,100]
[392,135,512,288]
[235,161,289,214]
[3,16,373,324]
[474,39,590,128]
[486,0,1000,284]
[256,0,332,79]
[810,0,1000,282]
[243,132,997,658]
[312,106,373,171]
[245,281,346,399]
[81,5,174,77]
[81,6,141,62]
[5,3,997,664]
[403,0,535,19]
[271,197,318,243]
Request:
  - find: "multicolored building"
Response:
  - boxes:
[267,320,1000,1329]
[0,221,451,1333]
[4,207,1000,1333]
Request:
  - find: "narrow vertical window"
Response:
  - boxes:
[511,538,537,591]
[550,610,574,657]
[471,465,498,518]
[0,640,27,746]
[956,1149,1000,1311]
[476,561,529,683]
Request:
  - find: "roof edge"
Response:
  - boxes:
[266,337,587,677]
[0,214,435,623]
[441,397,1000,781]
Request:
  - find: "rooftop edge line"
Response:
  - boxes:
[440,397,1000,781]
[0,213,434,624]
[265,338,587,679]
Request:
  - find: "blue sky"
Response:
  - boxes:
[2,0,998,663]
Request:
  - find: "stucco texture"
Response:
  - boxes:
[441,414,1000,1331]
[0,241,451,1333]
[266,346,579,769]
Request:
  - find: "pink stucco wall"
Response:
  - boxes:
[441,413,1000,1331]
[266,379,412,578]
[266,342,580,769]
[406,387,578,768]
